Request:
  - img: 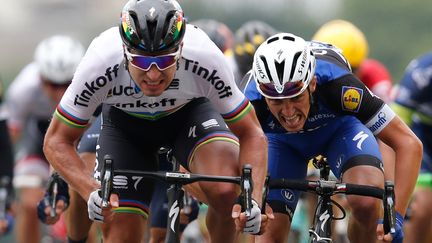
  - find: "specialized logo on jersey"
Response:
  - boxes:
[183,57,232,99]
[188,126,197,138]
[281,189,295,202]
[74,64,120,107]
[353,131,369,150]
[341,86,363,112]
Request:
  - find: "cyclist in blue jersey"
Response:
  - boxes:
[391,52,432,243]
[243,32,422,243]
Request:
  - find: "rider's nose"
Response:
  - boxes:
[281,101,295,116]
[146,65,163,80]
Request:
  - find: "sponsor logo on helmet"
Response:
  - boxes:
[74,64,120,107]
[172,12,184,41]
[255,60,266,80]
[183,58,232,98]
[298,48,307,75]
[341,86,363,112]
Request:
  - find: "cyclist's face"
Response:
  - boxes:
[265,77,316,132]
[127,49,179,97]
[40,77,70,104]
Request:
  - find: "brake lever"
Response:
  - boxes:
[383,180,396,235]
[49,173,60,217]
[241,164,253,217]
[101,155,114,208]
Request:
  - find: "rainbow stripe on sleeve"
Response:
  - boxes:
[54,105,89,129]
[222,98,252,124]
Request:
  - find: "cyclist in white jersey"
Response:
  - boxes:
[1,35,84,243]
[43,0,272,242]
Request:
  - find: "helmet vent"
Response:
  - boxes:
[147,19,157,42]
[274,60,285,85]
[260,55,273,82]
[162,11,175,38]
[282,36,295,41]
[304,62,311,82]
[267,36,279,44]
[290,51,301,80]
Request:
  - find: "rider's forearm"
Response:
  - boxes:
[239,133,268,206]
[44,139,99,201]
[393,135,422,216]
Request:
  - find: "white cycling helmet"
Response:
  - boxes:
[34,35,85,84]
[253,33,316,99]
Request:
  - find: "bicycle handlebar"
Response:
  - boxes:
[267,177,396,234]
[100,155,254,215]
[268,178,384,198]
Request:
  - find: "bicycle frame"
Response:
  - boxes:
[101,152,254,243]
[308,157,334,242]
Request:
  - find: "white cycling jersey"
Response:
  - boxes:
[1,63,56,130]
[57,25,250,128]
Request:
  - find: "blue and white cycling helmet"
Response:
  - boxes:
[253,33,316,99]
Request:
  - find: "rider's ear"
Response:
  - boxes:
[309,76,317,93]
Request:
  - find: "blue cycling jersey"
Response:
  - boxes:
[394,52,432,176]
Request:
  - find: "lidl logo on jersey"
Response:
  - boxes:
[341,86,363,112]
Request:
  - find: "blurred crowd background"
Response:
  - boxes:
[1,0,431,86]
